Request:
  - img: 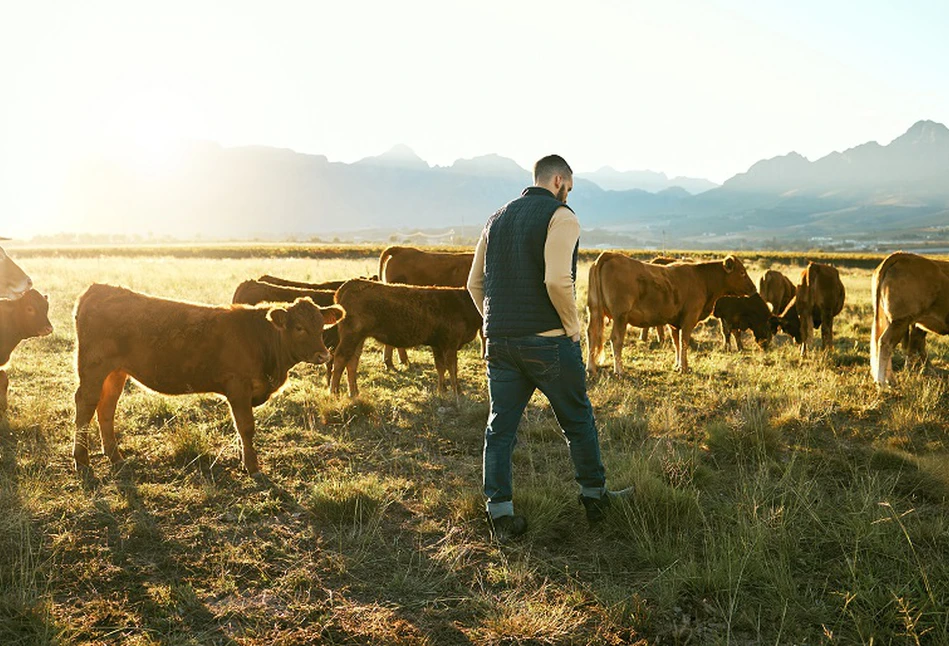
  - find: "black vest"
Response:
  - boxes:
[482,186,579,338]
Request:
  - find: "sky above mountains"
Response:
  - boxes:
[1,1,948,236]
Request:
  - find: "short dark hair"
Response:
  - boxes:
[533,154,573,184]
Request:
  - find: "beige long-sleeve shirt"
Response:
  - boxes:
[466,206,582,340]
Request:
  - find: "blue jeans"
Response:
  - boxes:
[483,335,606,518]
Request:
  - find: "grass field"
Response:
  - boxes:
[2,249,949,645]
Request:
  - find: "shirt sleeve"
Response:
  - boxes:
[466,228,487,318]
[544,207,581,339]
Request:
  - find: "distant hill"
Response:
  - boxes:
[57,121,949,249]
[577,167,718,194]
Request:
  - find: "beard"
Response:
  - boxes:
[555,185,568,203]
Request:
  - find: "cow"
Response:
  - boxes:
[330,279,482,397]
[258,275,348,291]
[770,296,823,345]
[72,284,344,479]
[870,252,949,385]
[232,279,340,386]
[587,253,756,374]
[758,269,796,314]
[232,279,336,307]
[0,289,53,413]
[713,293,773,351]
[378,246,475,370]
[783,262,845,356]
[1,247,32,301]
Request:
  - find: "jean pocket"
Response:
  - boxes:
[518,342,561,383]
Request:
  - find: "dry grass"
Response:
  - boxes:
[1,250,949,644]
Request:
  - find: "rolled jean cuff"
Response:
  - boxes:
[581,485,606,499]
[487,501,515,518]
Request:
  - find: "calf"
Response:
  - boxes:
[232,279,336,307]
[1,246,32,300]
[73,284,343,478]
[713,293,773,351]
[770,297,823,345]
[758,269,795,314]
[587,253,756,373]
[331,279,482,397]
[1,289,53,412]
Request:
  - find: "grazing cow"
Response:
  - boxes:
[378,246,475,370]
[0,289,53,412]
[587,253,756,374]
[784,262,845,356]
[330,279,482,397]
[73,284,343,478]
[758,269,795,314]
[259,275,347,291]
[0,247,32,301]
[870,252,949,385]
[770,296,823,345]
[232,280,336,307]
[713,293,773,351]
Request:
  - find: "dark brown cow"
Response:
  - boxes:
[1,289,53,412]
[870,252,949,385]
[330,279,481,397]
[378,246,475,370]
[0,246,32,301]
[232,280,336,307]
[758,269,795,314]
[770,296,822,344]
[587,253,756,373]
[786,262,845,356]
[713,293,773,351]
[73,284,343,478]
[259,275,347,291]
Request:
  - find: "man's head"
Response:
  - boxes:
[533,154,573,203]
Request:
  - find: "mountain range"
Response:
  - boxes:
[60,120,949,249]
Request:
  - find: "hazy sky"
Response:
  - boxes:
[2,0,947,235]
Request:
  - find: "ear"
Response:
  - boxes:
[723,255,736,273]
[319,304,345,326]
[267,307,289,330]
[43,293,49,301]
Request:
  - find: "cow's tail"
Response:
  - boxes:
[870,253,900,384]
[378,246,398,283]
[586,257,606,372]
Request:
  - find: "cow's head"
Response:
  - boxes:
[0,247,32,301]
[268,297,345,364]
[14,289,53,339]
[748,293,774,349]
[721,255,757,296]
[771,298,822,344]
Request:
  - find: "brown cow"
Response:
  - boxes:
[73,284,343,478]
[1,289,53,412]
[0,246,32,301]
[232,279,336,307]
[870,252,949,385]
[259,275,347,291]
[713,293,774,351]
[758,269,795,314]
[636,256,684,344]
[330,279,481,397]
[788,262,845,356]
[587,253,756,374]
[378,246,475,370]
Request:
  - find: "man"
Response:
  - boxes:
[467,154,631,541]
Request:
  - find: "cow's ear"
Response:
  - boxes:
[267,307,289,330]
[43,293,49,301]
[723,255,736,272]
[319,305,345,326]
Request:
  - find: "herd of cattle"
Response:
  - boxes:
[1,245,948,478]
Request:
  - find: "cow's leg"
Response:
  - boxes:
[331,333,360,395]
[799,309,813,358]
[720,320,731,351]
[821,310,834,352]
[668,326,682,370]
[73,370,109,477]
[677,325,695,373]
[656,324,667,345]
[383,345,395,371]
[609,314,629,375]
[432,347,448,393]
[398,347,409,367]
[639,327,649,342]
[225,394,259,476]
[877,319,912,385]
[96,370,128,465]
[345,339,366,398]
[448,349,461,396]
[734,328,745,351]
[586,312,604,374]
[0,370,7,414]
